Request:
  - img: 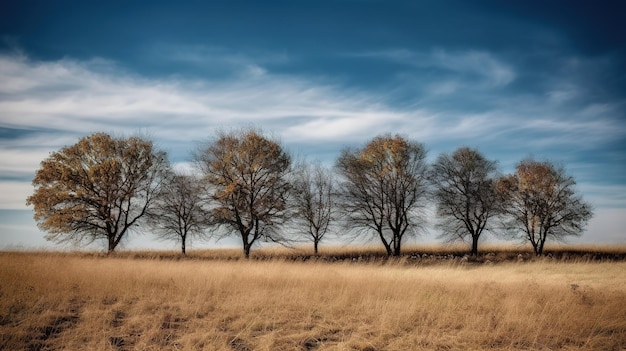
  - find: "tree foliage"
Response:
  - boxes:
[496,159,593,255]
[27,128,599,255]
[291,161,336,255]
[26,133,169,253]
[149,172,211,255]
[195,129,291,258]
[336,134,429,256]
[430,147,500,256]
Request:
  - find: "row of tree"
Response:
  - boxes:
[27,129,593,257]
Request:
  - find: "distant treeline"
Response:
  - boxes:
[27,128,592,257]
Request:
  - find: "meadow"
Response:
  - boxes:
[1,247,625,350]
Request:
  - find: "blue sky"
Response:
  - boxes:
[1,0,625,250]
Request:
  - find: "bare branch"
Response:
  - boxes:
[336,134,429,256]
[429,147,500,256]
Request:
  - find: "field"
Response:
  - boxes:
[1,247,626,350]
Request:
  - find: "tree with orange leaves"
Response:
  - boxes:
[195,128,292,258]
[26,133,169,253]
[336,134,429,256]
[497,159,593,255]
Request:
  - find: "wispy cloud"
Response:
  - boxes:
[142,44,290,79]
[1,51,624,215]
[0,53,451,150]
[0,53,432,196]
[348,48,516,89]
[0,181,32,209]
[578,183,626,209]
[431,49,516,87]
[0,147,50,180]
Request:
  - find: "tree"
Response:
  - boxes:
[291,160,336,255]
[195,128,291,258]
[149,172,211,255]
[26,133,169,253]
[496,159,593,255]
[430,147,500,256]
[336,134,429,256]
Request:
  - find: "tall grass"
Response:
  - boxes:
[1,251,625,350]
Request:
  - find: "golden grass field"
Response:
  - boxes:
[1,247,625,350]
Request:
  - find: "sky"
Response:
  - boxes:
[0,0,625,251]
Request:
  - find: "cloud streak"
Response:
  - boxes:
[0,50,624,216]
[348,48,516,89]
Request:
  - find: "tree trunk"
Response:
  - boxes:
[379,230,393,256]
[314,240,319,256]
[107,235,116,255]
[537,236,547,256]
[181,239,186,255]
[532,241,541,256]
[243,242,251,259]
[393,236,402,257]
[471,235,479,257]
[383,242,392,257]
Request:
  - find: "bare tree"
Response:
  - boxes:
[496,159,593,255]
[430,147,500,256]
[291,160,336,255]
[195,128,291,258]
[149,172,211,255]
[336,134,429,256]
[26,133,169,253]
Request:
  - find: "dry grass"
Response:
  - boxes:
[1,251,625,350]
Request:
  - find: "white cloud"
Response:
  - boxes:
[349,48,516,88]
[3,53,483,163]
[171,162,200,175]
[3,52,621,154]
[283,111,415,142]
[0,147,50,178]
[0,54,420,144]
[431,49,516,87]
[151,44,290,68]
[0,52,624,228]
[577,183,626,209]
[547,84,580,104]
[0,181,33,209]
[0,53,433,212]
